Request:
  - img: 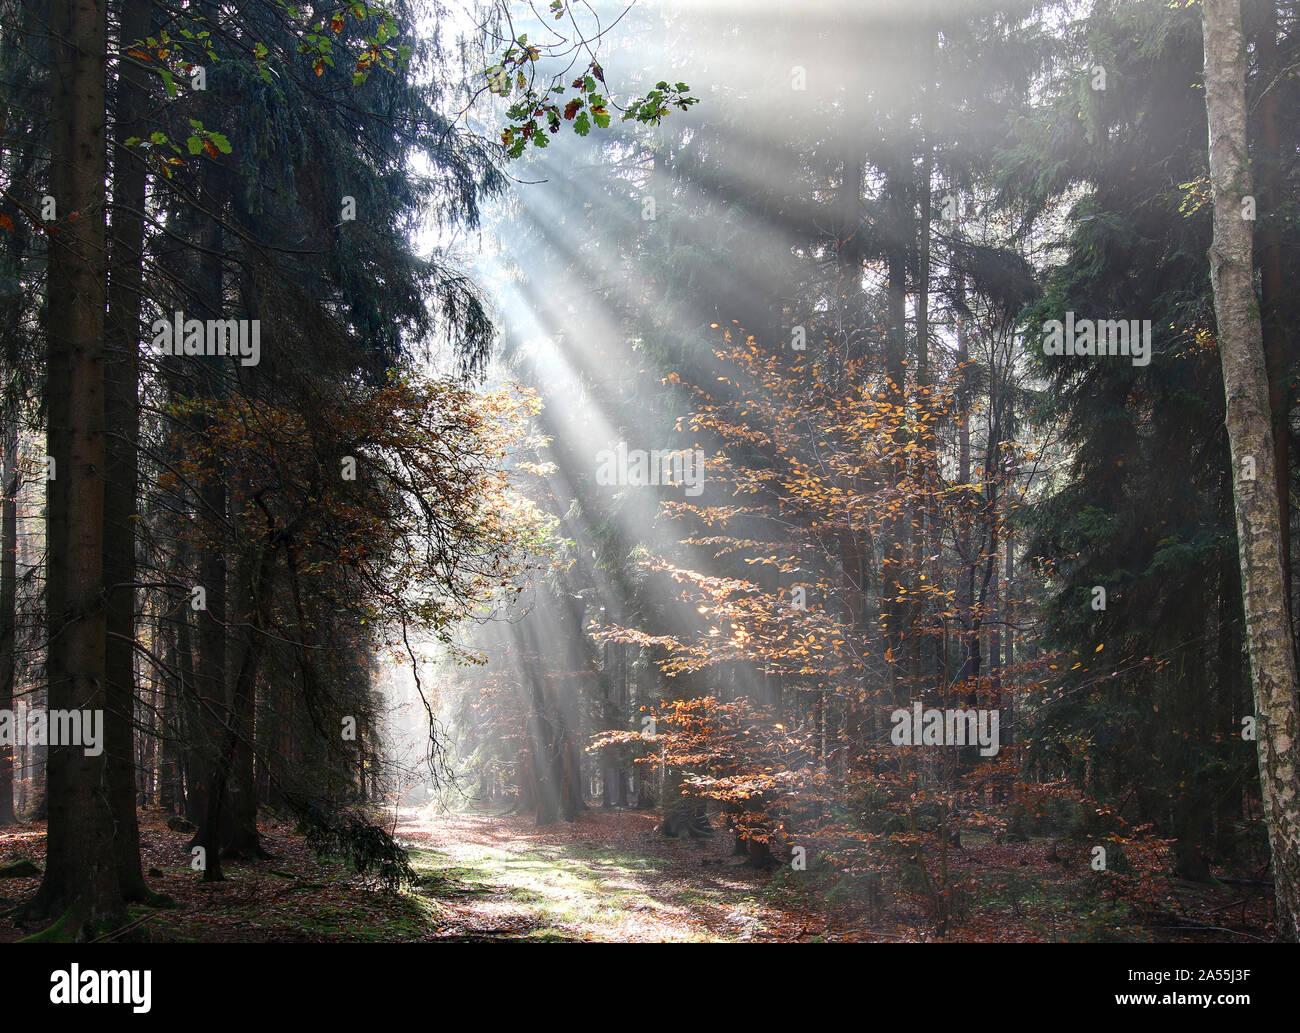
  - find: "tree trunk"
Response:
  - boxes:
[883,165,911,708]
[103,0,153,902]
[1253,0,1293,631]
[173,554,199,821]
[199,534,276,879]
[1201,0,1300,942]
[28,0,125,937]
[0,417,17,825]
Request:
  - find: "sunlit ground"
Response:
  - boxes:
[396,809,826,942]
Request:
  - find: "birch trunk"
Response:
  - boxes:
[1201,0,1300,941]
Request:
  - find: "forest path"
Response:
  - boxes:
[397,809,834,942]
[2,810,861,942]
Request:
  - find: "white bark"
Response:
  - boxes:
[1202,0,1300,941]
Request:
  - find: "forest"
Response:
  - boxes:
[0,0,1297,985]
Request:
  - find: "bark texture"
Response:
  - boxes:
[1201,0,1300,941]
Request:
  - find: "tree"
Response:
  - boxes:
[1200,0,1300,941]
[103,0,156,903]
[26,0,124,937]
[0,415,16,826]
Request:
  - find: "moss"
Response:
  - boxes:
[16,907,76,942]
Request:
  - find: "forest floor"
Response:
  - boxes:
[394,808,850,942]
[0,808,1276,942]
